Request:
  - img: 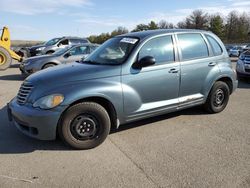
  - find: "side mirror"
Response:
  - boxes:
[133,56,156,69]
[64,52,72,58]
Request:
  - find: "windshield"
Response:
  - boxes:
[82,37,139,65]
[53,46,71,55]
[45,38,61,46]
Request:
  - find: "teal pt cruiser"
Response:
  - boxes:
[8,29,238,149]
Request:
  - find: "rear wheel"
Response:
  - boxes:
[58,102,111,149]
[203,81,230,113]
[0,46,12,70]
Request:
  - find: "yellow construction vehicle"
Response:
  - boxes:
[0,26,22,70]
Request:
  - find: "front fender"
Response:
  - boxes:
[47,77,124,122]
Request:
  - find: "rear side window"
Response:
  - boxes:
[205,35,223,56]
[79,46,89,54]
[177,33,209,60]
[80,39,89,43]
[139,35,174,64]
[70,39,89,44]
[70,46,89,55]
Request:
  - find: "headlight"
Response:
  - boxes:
[236,60,244,72]
[239,54,245,60]
[23,60,31,65]
[33,94,64,109]
[37,47,45,51]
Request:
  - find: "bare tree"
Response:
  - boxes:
[158,20,174,29]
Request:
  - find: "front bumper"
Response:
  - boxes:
[8,98,66,140]
[236,60,250,78]
[19,63,35,75]
[237,71,250,78]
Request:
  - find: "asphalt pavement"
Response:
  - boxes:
[0,60,249,188]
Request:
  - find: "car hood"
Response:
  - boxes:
[25,54,57,62]
[26,62,121,85]
[29,44,46,50]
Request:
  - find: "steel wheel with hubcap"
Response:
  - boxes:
[70,114,99,140]
[204,81,230,113]
[59,102,111,149]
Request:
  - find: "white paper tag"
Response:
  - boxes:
[120,38,138,44]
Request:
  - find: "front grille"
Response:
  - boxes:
[245,69,250,73]
[17,81,33,105]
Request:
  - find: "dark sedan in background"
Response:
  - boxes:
[20,43,99,75]
[28,36,90,57]
[236,50,250,79]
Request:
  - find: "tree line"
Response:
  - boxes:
[88,10,250,44]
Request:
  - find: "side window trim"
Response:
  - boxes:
[200,33,213,57]
[205,34,223,56]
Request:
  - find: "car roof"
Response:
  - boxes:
[70,43,99,48]
[62,36,88,40]
[118,29,210,40]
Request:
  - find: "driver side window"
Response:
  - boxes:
[139,35,174,64]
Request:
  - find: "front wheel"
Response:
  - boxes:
[43,63,56,69]
[58,102,111,149]
[203,81,230,113]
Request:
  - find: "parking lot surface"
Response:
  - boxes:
[0,61,249,188]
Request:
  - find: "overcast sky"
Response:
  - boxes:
[0,0,249,40]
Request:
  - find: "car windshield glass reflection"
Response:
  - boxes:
[81,37,139,65]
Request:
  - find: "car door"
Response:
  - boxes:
[122,35,180,121]
[176,33,220,106]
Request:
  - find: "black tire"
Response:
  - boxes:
[0,46,12,70]
[58,102,111,149]
[204,81,230,113]
[43,63,56,69]
[46,51,54,55]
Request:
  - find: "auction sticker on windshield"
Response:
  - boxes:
[120,38,138,44]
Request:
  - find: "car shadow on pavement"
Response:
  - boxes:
[0,74,26,81]
[0,104,206,154]
[10,64,20,68]
[111,107,206,134]
[238,80,250,89]
[0,106,69,154]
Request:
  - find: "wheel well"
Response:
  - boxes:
[63,97,118,130]
[217,77,233,94]
[42,62,57,69]
[46,50,54,54]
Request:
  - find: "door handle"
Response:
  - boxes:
[208,62,217,66]
[169,68,178,73]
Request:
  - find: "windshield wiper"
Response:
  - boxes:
[81,60,103,65]
[80,60,120,66]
